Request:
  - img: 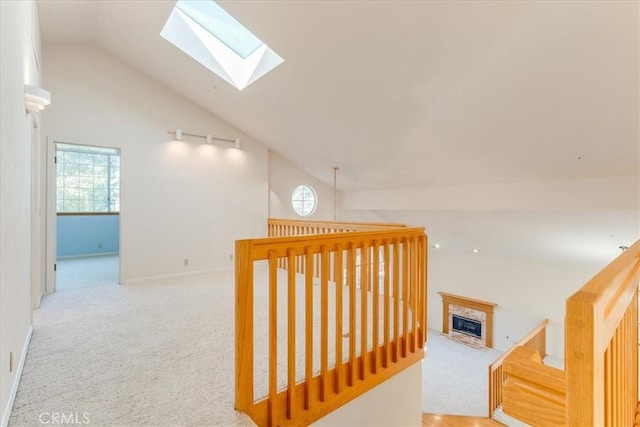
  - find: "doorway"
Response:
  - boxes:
[53,142,121,291]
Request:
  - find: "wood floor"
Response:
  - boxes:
[422,413,505,427]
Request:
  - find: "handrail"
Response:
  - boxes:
[500,239,640,426]
[236,223,428,426]
[487,318,549,417]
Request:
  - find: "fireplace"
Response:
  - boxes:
[439,292,496,348]
[452,315,482,338]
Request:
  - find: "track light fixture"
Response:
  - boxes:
[168,129,240,148]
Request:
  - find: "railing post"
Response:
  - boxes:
[235,239,254,412]
[565,295,603,426]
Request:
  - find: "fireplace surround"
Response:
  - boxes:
[439,292,496,348]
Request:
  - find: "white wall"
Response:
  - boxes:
[269,151,388,223]
[314,362,422,427]
[428,250,602,358]
[0,1,40,425]
[43,44,269,283]
[269,151,337,220]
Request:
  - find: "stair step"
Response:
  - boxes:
[492,405,529,426]
[422,413,505,427]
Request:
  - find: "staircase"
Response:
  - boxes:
[422,413,504,426]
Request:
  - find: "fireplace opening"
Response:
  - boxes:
[452,314,482,338]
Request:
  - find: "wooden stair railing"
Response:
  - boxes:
[487,318,549,417]
[565,239,640,426]
[501,239,640,426]
[236,221,428,427]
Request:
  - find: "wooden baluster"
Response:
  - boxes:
[614,321,619,425]
[268,251,278,426]
[605,345,612,425]
[372,240,380,373]
[422,234,428,346]
[334,244,343,394]
[393,240,400,362]
[320,245,329,402]
[631,292,638,427]
[402,238,409,357]
[348,244,356,386]
[383,241,390,369]
[286,249,296,420]
[304,247,314,410]
[361,243,369,379]
[409,236,416,353]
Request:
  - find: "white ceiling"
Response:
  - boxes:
[37,0,639,266]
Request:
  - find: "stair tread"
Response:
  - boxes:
[423,413,506,427]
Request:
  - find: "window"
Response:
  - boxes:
[291,185,317,217]
[56,143,120,213]
[161,0,284,90]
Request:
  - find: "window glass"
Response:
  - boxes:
[56,143,120,213]
[291,184,317,217]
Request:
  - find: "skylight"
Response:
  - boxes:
[161,0,284,90]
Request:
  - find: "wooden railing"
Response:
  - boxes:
[565,239,640,426]
[268,218,408,278]
[267,218,407,237]
[487,318,549,417]
[501,239,640,426]
[236,223,428,426]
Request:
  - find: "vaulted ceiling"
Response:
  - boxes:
[38,0,639,266]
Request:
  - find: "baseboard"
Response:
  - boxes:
[57,252,119,260]
[121,266,233,285]
[1,326,33,427]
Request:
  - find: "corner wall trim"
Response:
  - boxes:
[1,326,33,427]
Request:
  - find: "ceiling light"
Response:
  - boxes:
[24,84,51,113]
[472,248,479,253]
[432,243,440,249]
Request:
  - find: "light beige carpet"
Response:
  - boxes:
[10,256,532,426]
[10,269,254,426]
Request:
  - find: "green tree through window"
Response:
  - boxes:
[56,143,120,213]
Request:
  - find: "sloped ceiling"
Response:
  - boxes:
[38,0,639,266]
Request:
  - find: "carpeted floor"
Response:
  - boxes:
[56,254,119,291]
[10,256,514,426]
[422,330,502,416]
[10,263,254,426]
